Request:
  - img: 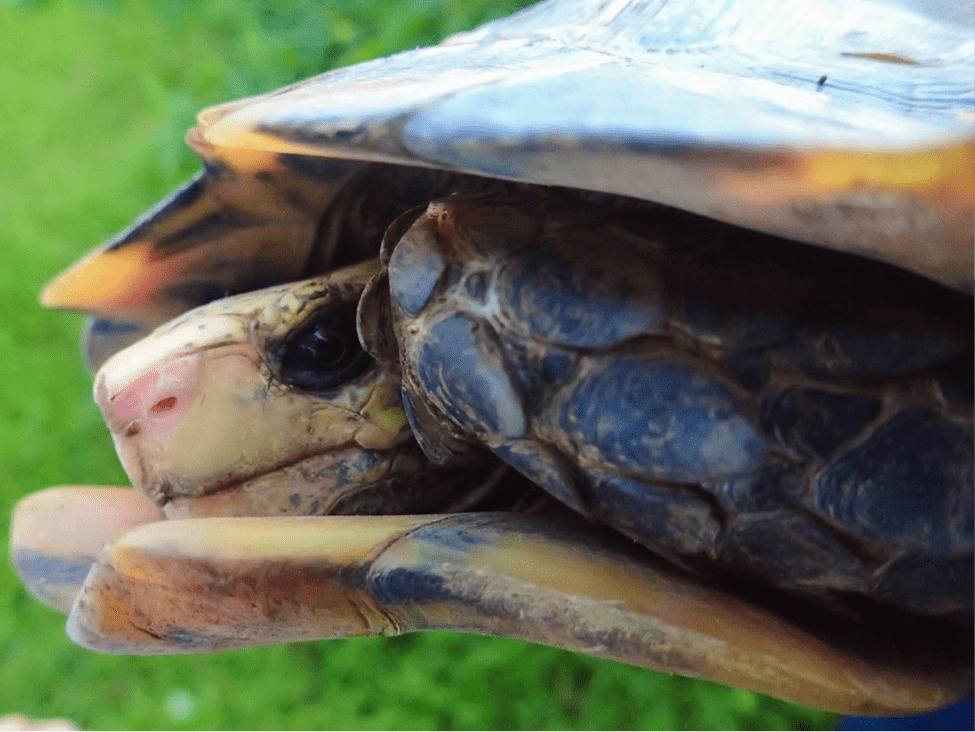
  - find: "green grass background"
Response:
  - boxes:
[0,1,840,728]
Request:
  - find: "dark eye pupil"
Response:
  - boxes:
[300,326,347,368]
[278,301,373,391]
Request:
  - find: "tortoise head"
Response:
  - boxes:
[93,259,497,519]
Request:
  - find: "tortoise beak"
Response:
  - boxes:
[10,488,972,716]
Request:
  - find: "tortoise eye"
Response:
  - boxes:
[300,324,348,367]
[278,301,373,391]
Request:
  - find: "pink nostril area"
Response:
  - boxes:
[151,396,178,414]
[99,355,198,435]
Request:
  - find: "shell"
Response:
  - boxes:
[43,0,974,369]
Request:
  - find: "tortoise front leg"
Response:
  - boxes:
[12,489,969,716]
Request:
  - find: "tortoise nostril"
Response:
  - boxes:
[151,396,178,414]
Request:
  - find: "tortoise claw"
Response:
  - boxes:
[61,512,970,716]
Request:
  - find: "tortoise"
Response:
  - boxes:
[10,0,974,718]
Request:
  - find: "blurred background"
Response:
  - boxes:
[0,0,839,728]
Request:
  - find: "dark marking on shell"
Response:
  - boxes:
[106,175,208,251]
[12,549,93,587]
[368,566,455,605]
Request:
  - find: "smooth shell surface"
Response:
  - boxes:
[194,0,974,287]
[43,0,974,354]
